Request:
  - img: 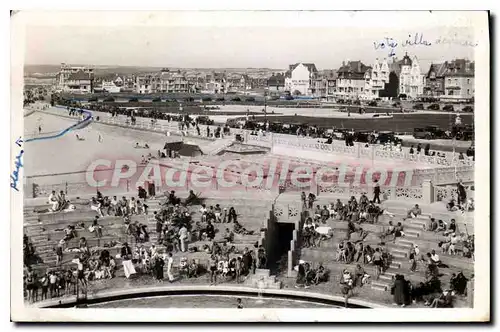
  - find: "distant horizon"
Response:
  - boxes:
[24,23,477,72]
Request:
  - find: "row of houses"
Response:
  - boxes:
[54,57,474,101]
[271,55,474,101]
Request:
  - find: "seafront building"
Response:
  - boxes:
[55,63,94,93]
[284,63,318,96]
[135,69,190,94]
[335,60,371,100]
[441,59,475,102]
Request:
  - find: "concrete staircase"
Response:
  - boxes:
[199,137,235,156]
[244,268,282,290]
[296,198,474,292]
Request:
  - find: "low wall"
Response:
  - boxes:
[42,104,473,171]
[31,284,382,312]
[30,106,473,195]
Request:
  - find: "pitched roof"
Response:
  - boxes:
[400,53,413,66]
[67,70,92,81]
[337,61,370,79]
[443,59,474,77]
[178,144,204,157]
[267,73,285,86]
[288,63,318,73]
[426,62,448,78]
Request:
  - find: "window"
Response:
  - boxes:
[448,79,451,84]
[467,89,470,95]
[467,79,470,84]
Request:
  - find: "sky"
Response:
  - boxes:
[23,22,478,72]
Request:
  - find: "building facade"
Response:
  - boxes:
[227,74,252,92]
[56,63,94,93]
[442,59,474,101]
[284,63,318,96]
[394,53,425,99]
[203,72,227,94]
[363,58,390,100]
[267,73,286,94]
[335,61,370,100]
[135,75,156,94]
[424,63,447,97]
[135,70,190,94]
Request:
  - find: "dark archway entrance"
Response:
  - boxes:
[268,222,295,275]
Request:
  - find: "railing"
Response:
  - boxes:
[34,105,473,189]
[433,184,475,203]
[43,105,474,168]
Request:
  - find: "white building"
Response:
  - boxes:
[363,58,390,100]
[101,81,121,93]
[284,63,318,96]
[397,53,425,99]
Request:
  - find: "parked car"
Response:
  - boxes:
[216,97,225,102]
[412,103,424,110]
[353,130,374,143]
[443,104,454,112]
[427,103,440,110]
[462,105,474,112]
[245,97,256,102]
[202,97,212,102]
[88,96,98,102]
[231,97,241,102]
[152,97,162,102]
[452,124,474,141]
[196,115,214,125]
[368,100,378,107]
[103,97,115,102]
[413,126,448,140]
[128,97,139,103]
[353,100,361,105]
[375,131,402,145]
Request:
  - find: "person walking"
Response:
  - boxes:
[373,180,381,204]
[166,252,175,283]
[457,180,467,208]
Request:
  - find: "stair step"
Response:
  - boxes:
[254,269,270,277]
[379,274,393,281]
[389,262,402,269]
[371,284,388,291]
[371,281,389,291]
[391,249,408,258]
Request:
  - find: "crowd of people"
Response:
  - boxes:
[296,189,474,308]
[24,265,84,304]
[25,186,270,303]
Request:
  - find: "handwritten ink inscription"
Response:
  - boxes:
[373,32,476,58]
[11,137,24,192]
[374,33,431,58]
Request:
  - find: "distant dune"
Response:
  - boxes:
[24,64,284,78]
